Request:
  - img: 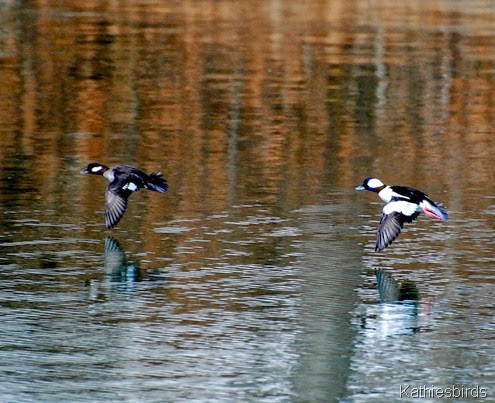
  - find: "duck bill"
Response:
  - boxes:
[355,185,365,191]
[80,168,90,174]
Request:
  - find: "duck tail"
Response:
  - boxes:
[420,200,448,221]
[146,172,169,193]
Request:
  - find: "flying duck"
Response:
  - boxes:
[81,163,168,229]
[356,177,448,251]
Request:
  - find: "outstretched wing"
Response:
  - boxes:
[376,199,421,252]
[105,176,142,229]
[376,212,406,252]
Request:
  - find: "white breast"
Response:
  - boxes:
[378,187,393,203]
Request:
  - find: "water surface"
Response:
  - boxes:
[0,0,494,401]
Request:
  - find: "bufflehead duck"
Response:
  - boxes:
[81,163,168,229]
[355,177,448,251]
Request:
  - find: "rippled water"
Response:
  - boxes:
[1,0,495,401]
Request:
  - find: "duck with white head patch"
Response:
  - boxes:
[81,163,168,229]
[355,177,448,252]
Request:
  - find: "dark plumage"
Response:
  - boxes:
[376,211,420,252]
[81,163,168,229]
[388,185,435,205]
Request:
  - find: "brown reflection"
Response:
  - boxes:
[0,2,494,253]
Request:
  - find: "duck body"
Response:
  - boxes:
[356,177,448,251]
[81,163,168,229]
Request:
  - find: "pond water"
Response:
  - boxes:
[0,0,494,401]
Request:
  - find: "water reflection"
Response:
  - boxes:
[103,236,142,282]
[292,203,362,402]
[358,269,421,337]
[1,0,495,401]
[375,268,419,303]
[86,237,147,301]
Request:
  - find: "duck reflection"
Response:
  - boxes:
[375,268,419,303]
[357,269,421,339]
[104,236,143,282]
[87,237,158,301]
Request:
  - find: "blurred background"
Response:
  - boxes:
[0,0,494,401]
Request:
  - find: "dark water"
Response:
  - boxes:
[1,1,495,401]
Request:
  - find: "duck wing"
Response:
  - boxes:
[376,200,420,252]
[390,185,428,203]
[376,212,405,252]
[105,176,143,229]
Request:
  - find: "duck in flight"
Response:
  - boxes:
[81,163,168,229]
[355,177,448,251]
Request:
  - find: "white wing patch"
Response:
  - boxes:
[379,187,410,203]
[391,191,409,200]
[123,182,138,192]
[383,200,418,216]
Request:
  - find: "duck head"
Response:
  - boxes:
[81,163,109,175]
[355,177,385,192]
